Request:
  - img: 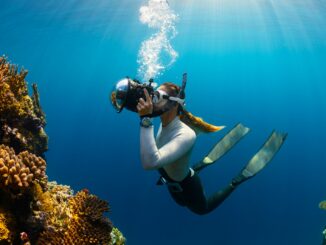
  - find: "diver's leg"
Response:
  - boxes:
[172,171,207,214]
[205,184,236,213]
[179,171,235,215]
[167,186,187,207]
[192,123,250,173]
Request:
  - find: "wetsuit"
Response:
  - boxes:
[140,117,235,215]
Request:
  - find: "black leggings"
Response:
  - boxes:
[167,170,235,215]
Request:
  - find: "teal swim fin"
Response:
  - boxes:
[192,123,250,172]
[232,130,287,186]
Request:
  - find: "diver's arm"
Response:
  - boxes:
[140,126,195,170]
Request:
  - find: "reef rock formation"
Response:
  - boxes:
[320,201,326,211]
[0,57,125,244]
[320,200,326,244]
[0,56,47,157]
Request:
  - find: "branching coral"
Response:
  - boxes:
[0,144,47,191]
[38,189,113,244]
[0,56,47,156]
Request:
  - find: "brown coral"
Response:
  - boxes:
[0,144,47,191]
[38,189,113,244]
[0,56,47,156]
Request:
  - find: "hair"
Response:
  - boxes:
[161,82,224,134]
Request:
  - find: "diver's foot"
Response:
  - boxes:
[231,173,250,188]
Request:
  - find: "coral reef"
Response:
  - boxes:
[0,57,125,244]
[0,56,47,156]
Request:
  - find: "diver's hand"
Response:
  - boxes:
[137,89,153,117]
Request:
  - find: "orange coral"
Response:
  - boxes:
[0,144,47,190]
[38,190,113,244]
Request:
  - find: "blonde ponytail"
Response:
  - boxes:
[179,109,225,134]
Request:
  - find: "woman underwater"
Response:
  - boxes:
[111,74,287,215]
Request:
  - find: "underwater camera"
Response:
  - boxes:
[110,74,187,117]
[110,78,156,113]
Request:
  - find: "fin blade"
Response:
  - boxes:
[242,131,287,178]
[204,123,250,164]
[193,123,250,172]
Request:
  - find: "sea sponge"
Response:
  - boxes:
[38,189,113,244]
[0,144,47,191]
[0,56,48,156]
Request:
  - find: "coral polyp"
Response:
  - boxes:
[0,145,47,191]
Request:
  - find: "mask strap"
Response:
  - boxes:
[168,96,185,106]
[158,90,185,106]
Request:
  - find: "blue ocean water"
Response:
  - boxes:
[1,0,326,244]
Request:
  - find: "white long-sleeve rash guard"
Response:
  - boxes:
[140,117,196,181]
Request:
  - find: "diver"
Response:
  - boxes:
[111,74,287,215]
